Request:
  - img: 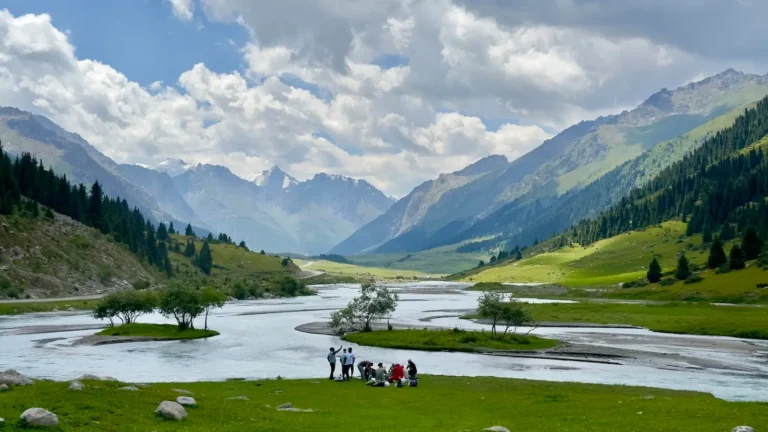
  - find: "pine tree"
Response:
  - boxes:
[238,240,247,250]
[515,250,523,260]
[145,221,158,265]
[719,223,735,241]
[477,260,485,267]
[742,227,763,260]
[646,257,662,283]
[729,244,746,270]
[86,181,104,231]
[168,221,176,235]
[675,253,691,280]
[157,222,168,242]
[44,207,54,220]
[184,239,196,258]
[185,223,195,237]
[490,255,497,263]
[708,237,727,269]
[197,241,213,275]
[702,222,713,243]
[207,233,214,242]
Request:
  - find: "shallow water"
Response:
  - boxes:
[1,282,767,402]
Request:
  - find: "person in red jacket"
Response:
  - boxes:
[389,363,404,382]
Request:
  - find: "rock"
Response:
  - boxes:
[20,408,59,427]
[484,427,510,432]
[102,376,118,381]
[67,307,75,311]
[155,401,187,421]
[173,388,193,395]
[277,403,293,409]
[733,427,754,432]
[0,369,34,387]
[68,381,84,391]
[0,384,8,391]
[0,417,4,426]
[227,396,249,401]
[277,402,312,413]
[119,386,140,391]
[52,308,59,312]
[176,396,197,406]
[76,374,102,381]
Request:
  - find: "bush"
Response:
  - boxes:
[684,274,704,285]
[757,283,768,289]
[6,286,22,299]
[93,290,158,325]
[97,264,114,283]
[270,275,307,297]
[231,282,247,300]
[659,278,676,287]
[132,280,150,290]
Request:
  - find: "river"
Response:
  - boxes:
[1,282,766,402]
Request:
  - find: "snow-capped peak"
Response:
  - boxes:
[249,165,298,190]
[151,158,194,177]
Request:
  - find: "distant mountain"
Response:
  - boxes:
[150,158,195,177]
[333,68,768,254]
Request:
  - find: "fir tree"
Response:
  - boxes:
[157,222,168,242]
[184,239,196,258]
[145,221,158,265]
[260,250,265,255]
[185,223,195,237]
[197,241,213,275]
[168,221,176,235]
[207,233,214,242]
[490,255,497,263]
[515,250,523,260]
[478,260,485,268]
[702,222,713,243]
[238,241,248,250]
[708,237,727,269]
[742,227,763,260]
[729,244,746,270]
[675,253,691,280]
[87,181,104,231]
[646,257,662,283]
[44,207,54,220]
[719,223,735,241]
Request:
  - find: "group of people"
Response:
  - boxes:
[327,346,418,387]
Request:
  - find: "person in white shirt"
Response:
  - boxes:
[340,349,349,379]
[326,346,342,380]
[345,347,356,380]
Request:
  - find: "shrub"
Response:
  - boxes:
[97,264,114,283]
[684,274,704,285]
[231,282,247,300]
[757,283,768,289]
[659,278,676,287]
[6,286,22,299]
[132,280,150,290]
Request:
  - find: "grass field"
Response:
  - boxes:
[347,247,487,276]
[0,377,764,431]
[96,323,219,340]
[343,329,558,352]
[465,302,768,340]
[0,299,99,316]
[295,259,436,279]
[463,222,722,287]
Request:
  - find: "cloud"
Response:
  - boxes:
[167,0,194,21]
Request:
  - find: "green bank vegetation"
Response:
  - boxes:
[344,329,557,353]
[0,378,765,431]
[96,323,218,340]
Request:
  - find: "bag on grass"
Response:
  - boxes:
[409,378,418,387]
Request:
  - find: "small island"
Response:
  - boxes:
[343,328,557,352]
[96,323,219,341]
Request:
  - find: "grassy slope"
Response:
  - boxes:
[0,299,99,316]
[96,323,219,340]
[0,213,156,299]
[347,247,486,275]
[295,259,435,279]
[343,329,558,352]
[0,378,765,431]
[465,302,768,340]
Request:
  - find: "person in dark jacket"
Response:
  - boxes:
[406,359,417,379]
[357,360,373,380]
[327,346,342,380]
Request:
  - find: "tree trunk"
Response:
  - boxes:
[204,308,209,330]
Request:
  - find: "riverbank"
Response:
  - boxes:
[462,302,768,340]
[0,298,99,316]
[0,375,763,431]
[342,329,558,353]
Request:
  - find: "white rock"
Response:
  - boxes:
[172,388,193,395]
[277,403,293,409]
[155,401,187,421]
[176,396,197,406]
[733,427,754,432]
[277,402,313,412]
[0,383,9,391]
[68,381,84,391]
[484,427,510,432]
[119,386,140,391]
[0,369,34,386]
[20,408,59,427]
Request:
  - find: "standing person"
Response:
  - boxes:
[357,360,373,380]
[346,347,356,380]
[340,349,349,380]
[327,346,342,380]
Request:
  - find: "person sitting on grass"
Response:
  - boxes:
[407,359,417,379]
[364,362,375,381]
[389,363,404,383]
[366,362,387,387]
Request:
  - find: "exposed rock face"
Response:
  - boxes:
[155,401,187,421]
[20,408,59,427]
[732,427,754,432]
[68,381,84,391]
[176,396,197,406]
[0,369,34,386]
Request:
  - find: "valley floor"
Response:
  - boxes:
[0,377,764,431]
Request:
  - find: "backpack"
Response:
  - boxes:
[409,378,418,387]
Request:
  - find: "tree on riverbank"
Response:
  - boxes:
[159,285,205,330]
[93,291,158,326]
[477,292,534,338]
[329,283,399,334]
[200,286,226,330]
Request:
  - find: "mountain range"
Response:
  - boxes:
[0,108,394,255]
[333,69,768,254]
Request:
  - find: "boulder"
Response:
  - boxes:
[68,381,84,391]
[277,403,293,409]
[176,396,197,406]
[155,401,187,421]
[76,374,102,381]
[20,408,59,427]
[733,427,754,432]
[119,386,140,391]
[0,383,9,391]
[484,427,510,432]
[277,402,313,413]
[0,369,34,387]
[172,388,194,395]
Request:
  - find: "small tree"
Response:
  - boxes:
[200,286,226,330]
[477,260,485,268]
[515,250,523,261]
[328,283,399,333]
[729,244,746,270]
[197,241,213,274]
[499,297,534,335]
[477,291,505,338]
[93,290,157,326]
[675,253,691,280]
[719,223,735,241]
[646,257,662,283]
[238,241,248,250]
[707,237,727,269]
[185,223,196,237]
[159,285,204,330]
[742,227,764,260]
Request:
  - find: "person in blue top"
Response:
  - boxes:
[327,346,342,380]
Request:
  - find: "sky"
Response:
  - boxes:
[1,0,767,197]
